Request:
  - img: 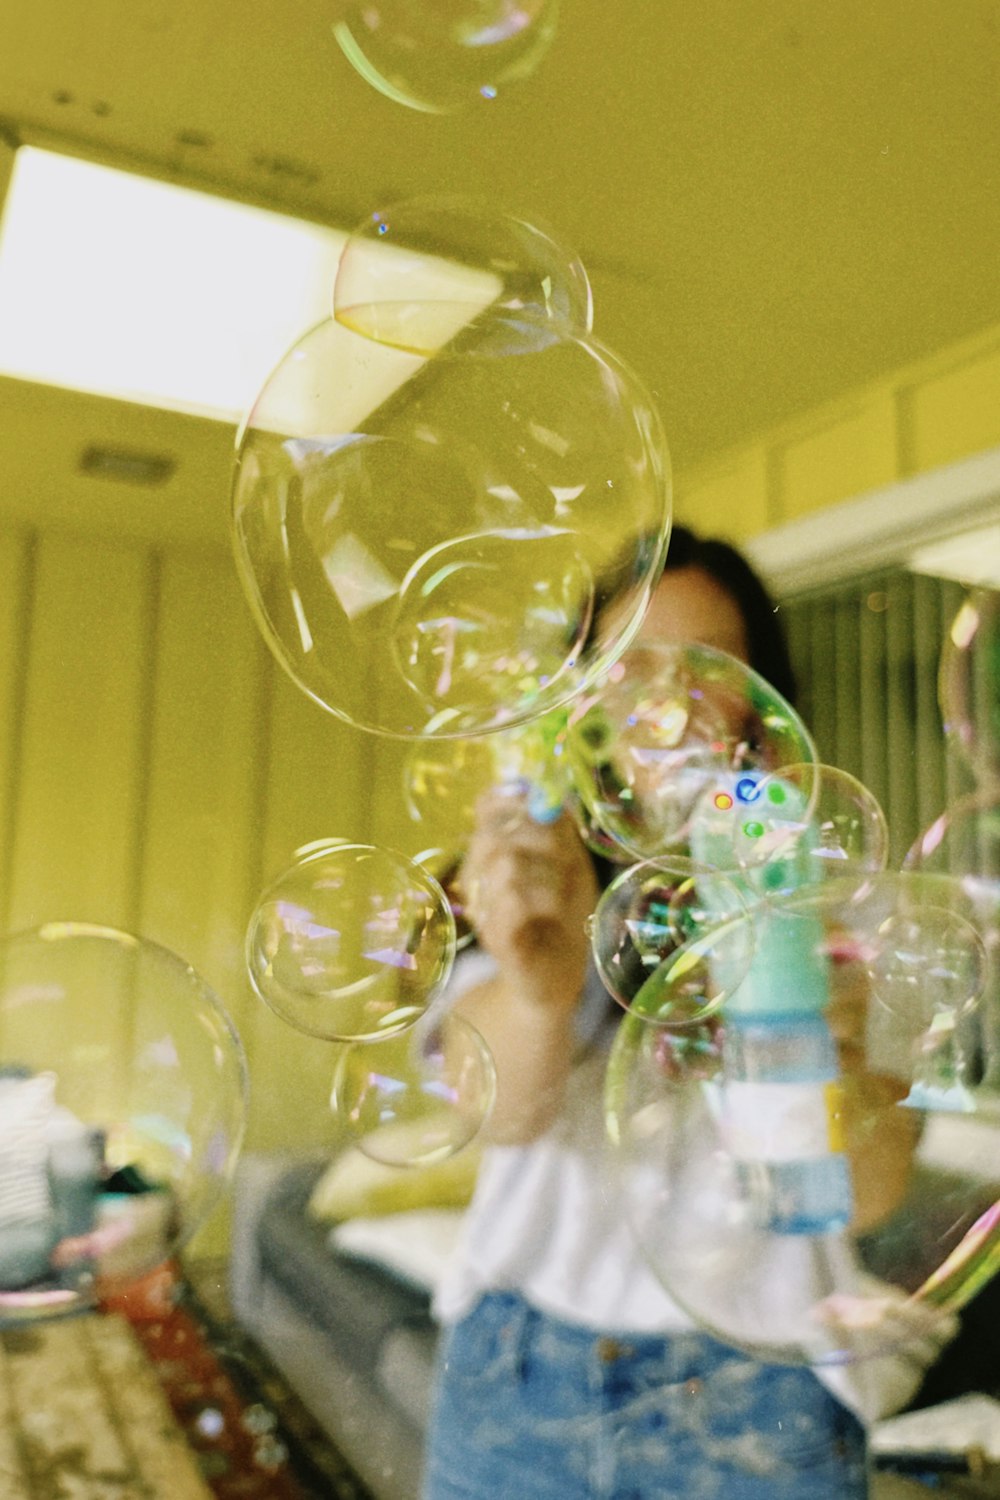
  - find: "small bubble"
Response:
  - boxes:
[194,1407,226,1440]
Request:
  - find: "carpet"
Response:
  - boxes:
[106,1262,377,1500]
[0,1262,375,1499]
[0,1310,214,1499]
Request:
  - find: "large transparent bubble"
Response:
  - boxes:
[939,587,1000,786]
[330,1009,496,1166]
[0,923,247,1325]
[334,197,593,353]
[245,842,457,1041]
[605,873,994,1367]
[232,310,671,739]
[904,787,1000,1091]
[333,0,560,114]
[562,642,815,862]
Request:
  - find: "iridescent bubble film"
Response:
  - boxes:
[245,842,457,1041]
[562,642,815,861]
[330,1010,496,1165]
[334,197,593,352]
[589,855,754,1023]
[939,587,1000,786]
[605,873,995,1366]
[0,923,247,1325]
[333,0,560,114]
[904,787,1000,1090]
[405,708,570,838]
[731,763,889,900]
[413,847,477,952]
[232,306,671,739]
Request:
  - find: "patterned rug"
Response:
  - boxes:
[0,1262,375,1499]
[108,1262,377,1500]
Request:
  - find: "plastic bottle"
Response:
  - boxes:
[692,773,854,1235]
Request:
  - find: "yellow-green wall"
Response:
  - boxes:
[0,312,998,1256]
[675,319,1000,541]
[0,532,378,1251]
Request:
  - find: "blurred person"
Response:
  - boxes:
[421,527,940,1500]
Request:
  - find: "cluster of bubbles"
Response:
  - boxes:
[333,0,561,114]
[233,196,670,1168]
[588,614,1000,1369]
[254,6,1000,1378]
[5,154,996,1384]
[232,197,670,742]
[233,225,1000,1369]
[277,609,998,1375]
[0,191,670,1327]
[0,924,247,1324]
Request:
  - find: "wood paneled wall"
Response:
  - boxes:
[0,530,379,1248]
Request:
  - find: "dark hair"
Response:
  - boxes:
[662,525,797,706]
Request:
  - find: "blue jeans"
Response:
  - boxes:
[423,1293,869,1500]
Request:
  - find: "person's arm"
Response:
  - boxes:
[455,788,599,1144]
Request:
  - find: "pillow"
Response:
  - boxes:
[308,1126,481,1222]
[328,1207,467,1294]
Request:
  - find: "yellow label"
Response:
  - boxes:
[824,1080,846,1153]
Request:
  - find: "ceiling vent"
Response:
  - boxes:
[78,444,176,486]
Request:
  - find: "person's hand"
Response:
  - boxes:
[459,786,598,1014]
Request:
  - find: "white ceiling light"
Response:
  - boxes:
[0,146,503,429]
[0,146,353,422]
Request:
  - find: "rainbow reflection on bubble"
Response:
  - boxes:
[245,842,457,1042]
[562,642,816,862]
[330,1010,496,1166]
[0,924,246,1326]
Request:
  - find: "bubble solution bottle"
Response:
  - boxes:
[692,775,854,1235]
[719,907,853,1235]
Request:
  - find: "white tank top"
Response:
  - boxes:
[431,951,952,1421]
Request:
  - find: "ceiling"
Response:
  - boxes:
[1,0,999,549]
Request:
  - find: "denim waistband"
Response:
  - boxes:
[468,1290,762,1385]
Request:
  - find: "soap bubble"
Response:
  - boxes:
[562,642,815,862]
[232,309,671,739]
[605,873,994,1366]
[404,707,571,854]
[589,856,755,1022]
[939,587,1000,786]
[405,737,495,835]
[334,197,593,352]
[245,842,457,1041]
[330,1010,496,1165]
[0,923,247,1324]
[392,527,592,715]
[333,0,559,115]
[732,763,889,900]
[904,787,1000,1089]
